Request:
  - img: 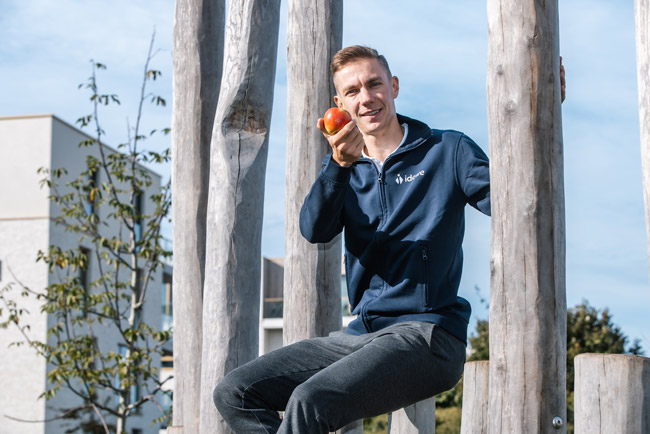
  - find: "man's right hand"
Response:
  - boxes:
[317,117,365,167]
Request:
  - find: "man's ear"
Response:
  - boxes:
[334,95,343,109]
[392,76,399,99]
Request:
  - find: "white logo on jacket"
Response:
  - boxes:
[395,170,425,184]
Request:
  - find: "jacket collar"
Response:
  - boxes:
[396,114,432,151]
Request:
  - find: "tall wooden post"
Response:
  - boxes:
[170,0,224,432]
[486,0,567,433]
[635,0,650,284]
[200,1,281,433]
[283,0,343,345]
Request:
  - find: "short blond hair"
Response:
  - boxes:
[330,45,392,78]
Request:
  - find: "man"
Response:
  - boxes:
[214,45,564,433]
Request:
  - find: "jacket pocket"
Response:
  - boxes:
[421,243,431,308]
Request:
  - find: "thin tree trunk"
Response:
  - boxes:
[635,0,650,288]
[200,1,281,433]
[171,0,224,432]
[486,1,567,433]
[283,0,343,346]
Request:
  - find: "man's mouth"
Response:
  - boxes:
[361,109,381,117]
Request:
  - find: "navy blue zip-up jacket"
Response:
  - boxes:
[299,115,490,343]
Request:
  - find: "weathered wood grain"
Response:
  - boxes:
[635,0,650,289]
[574,353,650,434]
[199,1,281,432]
[170,0,224,432]
[460,361,489,434]
[283,0,343,346]
[486,1,567,433]
[388,397,436,433]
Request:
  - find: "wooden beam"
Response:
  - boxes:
[635,0,650,288]
[388,397,436,433]
[283,0,343,346]
[486,0,567,432]
[199,1,281,432]
[170,0,224,432]
[460,361,489,434]
[574,353,650,433]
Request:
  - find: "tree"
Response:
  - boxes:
[0,38,172,434]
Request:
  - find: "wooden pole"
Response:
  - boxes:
[635,0,650,285]
[170,0,224,432]
[283,0,343,346]
[200,1,281,432]
[388,397,436,433]
[486,0,567,433]
[574,353,650,433]
[460,361,489,434]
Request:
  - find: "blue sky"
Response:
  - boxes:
[2,0,648,351]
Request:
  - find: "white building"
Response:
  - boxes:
[259,256,353,355]
[0,114,170,434]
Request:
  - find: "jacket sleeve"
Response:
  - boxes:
[454,134,491,216]
[299,155,350,243]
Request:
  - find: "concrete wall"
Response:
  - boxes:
[0,115,166,434]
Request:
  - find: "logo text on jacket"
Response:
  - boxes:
[395,170,425,184]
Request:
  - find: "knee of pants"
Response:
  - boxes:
[286,381,336,423]
[213,372,244,414]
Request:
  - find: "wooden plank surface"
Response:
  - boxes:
[388,397,436,433]
[574,353,650,433]
[461,361,489,434]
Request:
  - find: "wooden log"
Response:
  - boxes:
[574,353,650,433]
[170,0,224,432]
[486,0,567,433]
[283,0,343,346]
[635,0,650,286]
[460,361,489,434]
[199,1,281,433]
[388,397,436,433]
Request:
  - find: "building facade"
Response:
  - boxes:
[0,114,168,434]
[259,256,353,355]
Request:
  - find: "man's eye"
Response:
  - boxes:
[346,89,358,96]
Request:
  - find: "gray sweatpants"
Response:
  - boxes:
[213,321,466,434]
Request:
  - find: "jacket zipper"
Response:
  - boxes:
[422,247,430,307]
[377,170,387,223]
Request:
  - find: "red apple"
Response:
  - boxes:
[323,107,351,135]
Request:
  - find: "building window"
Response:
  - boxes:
[161,272,173,331]
[133,268,143,328]
[79,247,90,290]
[117,344,140,407]
[84,170,99,216]
[133,192,143,243]
[79,247,91,315]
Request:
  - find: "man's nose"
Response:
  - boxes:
[359,87,373,104]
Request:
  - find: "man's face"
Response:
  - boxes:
[333,57,399,137]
